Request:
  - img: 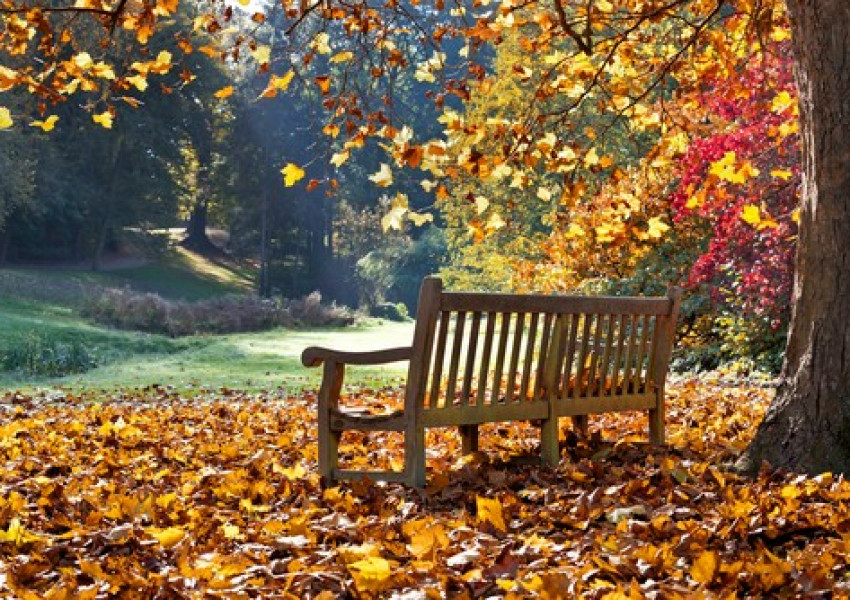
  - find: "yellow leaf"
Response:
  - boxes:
[646,216,670,239]
[92,62,116,79]
[73,52,94,70]
[474,195,489,215]
[223,524,241,539]
[348,556,393,592]
[0,518,40,545]
[584,147,599,167]
[214,86,234,99]
[740,205,761,226]
[281,163,306,187]
[92,111,113,129]
[330,150,350,167]
[330,51,354,63]
[408,211,433,227]
[476,496,507,532]
[312,32,331,55]
[771,90,796,114]
[381,193,408,231]
[770,169,793,180]
[486,212,506,233]
[368,163,393,187]
[537,187,552,202]
[30,115,58,132]
[564,223,584,239]
[127,75,148,91]
[690,550,718,584]
[251,45,271,64]
[150,51,173,74]
[146,526,185,548]
[0,107,14,129]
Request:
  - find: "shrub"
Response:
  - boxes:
[1,332,96,376]
[370,302,409,321]
[80,288,355,336]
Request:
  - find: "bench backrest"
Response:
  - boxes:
[404,277,679,426]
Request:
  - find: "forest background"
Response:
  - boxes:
[0,0,796,376]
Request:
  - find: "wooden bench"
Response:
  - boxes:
[302,277,680,487]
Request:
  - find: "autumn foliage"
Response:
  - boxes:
[2,380,849,597]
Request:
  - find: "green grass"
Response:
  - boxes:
[56,321,414,393]
[0,244,407,394]
[0,294,412,393]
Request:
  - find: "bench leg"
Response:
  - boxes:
[540,417,560,467]
[571,415,589,437]
[459,425,478,454]
[649,408,665,445]
[318,427,340,482]
[317,361,345,484]
[406,425,427,487]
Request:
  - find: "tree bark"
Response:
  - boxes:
[739,0,850,474]
[92,133,124,272]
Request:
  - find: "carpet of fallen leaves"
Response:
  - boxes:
[2,379,850,598]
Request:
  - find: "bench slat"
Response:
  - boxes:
[442,292,673,315]
[423,399,549,426]
[428,312,450,408]
[550,392,656,416]
[533,313,554,402]
[574,315,594,398]
[598,314,616,395]
[475,312,497,407]
[506,313,526,402]
[445,311,466,406]
[461,311,482,405]
[609,314,627,397]
[519,313,539,402]
[490,313,511,406]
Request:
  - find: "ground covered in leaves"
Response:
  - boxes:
[2,379,850,598]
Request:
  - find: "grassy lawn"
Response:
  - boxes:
[0,294,413,393]
[55,321,415,393]
[0,245,413,394]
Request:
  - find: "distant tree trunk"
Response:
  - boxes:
[258,190,270,297]
[0,225,11,266]
[92,133,124,272]
[739,0,850,474]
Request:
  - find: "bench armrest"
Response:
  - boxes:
[301,346,413,367]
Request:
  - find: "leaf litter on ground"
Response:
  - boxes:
[1,379,849,598]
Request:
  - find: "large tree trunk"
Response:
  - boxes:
[739,1,850,474]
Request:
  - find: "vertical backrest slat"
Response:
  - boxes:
[585,314,606,396]
[635,314,653,392]
[621,314,638,393]
[475,312,497,406]
[445,311,467,406]
[490,313,512,404]
[609,314,627,396]
[505,313,526,403]
[646,315,662,388]
[533,313,555,401]
[544,314,569,400]
[598,313,616,395]
[428,311,450,408]
[519,313,540,401]
[560,313,580,398]
[574,314,594,399]
[460,311,482,404]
